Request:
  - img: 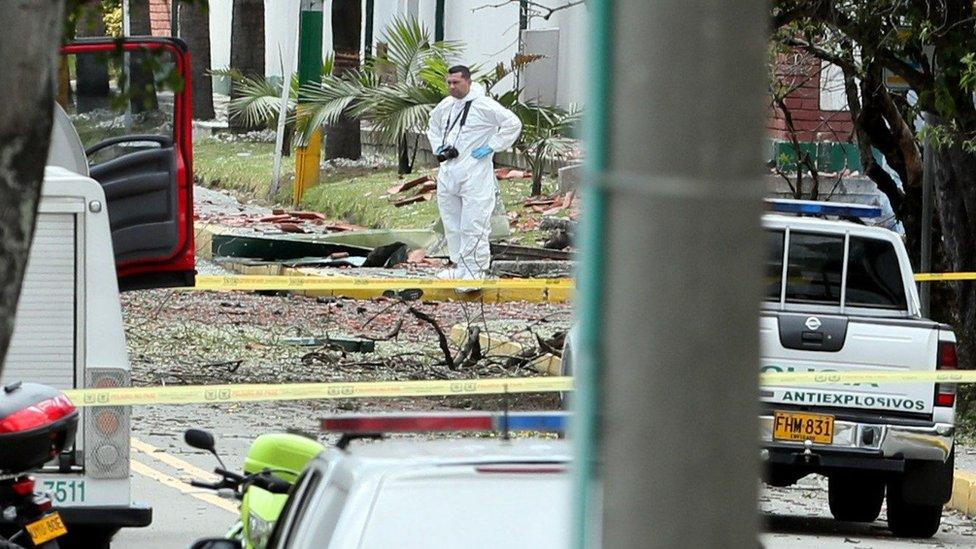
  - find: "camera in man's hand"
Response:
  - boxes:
[435,145,460,163]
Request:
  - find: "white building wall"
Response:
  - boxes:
[209,0,232,72]
[265,1,299,76]
[528,4,587,106]
[443,1,520,92]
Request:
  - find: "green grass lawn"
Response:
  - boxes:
[193,139,293,199]
[193,138,566,245]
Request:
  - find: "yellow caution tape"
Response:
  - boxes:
[761,370,976,384]
[915,272,976,282]
[184,273,975,292]
[59,370,976,408]
[63,377,574,408]
[190,275,575,292]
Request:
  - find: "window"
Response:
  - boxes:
[845,237,907,309]
[784,232,844,305]
[765,230,784,300]
[62,48,178,165]
[764,228,908,310]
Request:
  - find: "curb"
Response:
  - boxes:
[948,469,976,515]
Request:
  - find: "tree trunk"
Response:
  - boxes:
[75,2,111,112]
[326,0,362,160]
[229,0,265,131]
[0,0,65,378]
[397,136,411,174]
[128,0,159,113]
[932,144,976,374]
[531,151,544,196]
[179,0,215,120]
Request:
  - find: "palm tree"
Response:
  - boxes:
[326,0,362,160]
[298,16,461,174]
[509,102,581,195]
[229,0,265,131]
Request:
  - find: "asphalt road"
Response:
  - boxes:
[115,403,304,548]
[761,475,976,548]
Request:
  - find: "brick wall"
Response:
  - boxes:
[767,50,854,142]
[149,0,172,37]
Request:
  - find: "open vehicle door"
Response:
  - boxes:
[60,37,195,290]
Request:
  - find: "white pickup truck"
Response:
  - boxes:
[1,37,196,548]
[760,200,956,538]
[560,199,957,538]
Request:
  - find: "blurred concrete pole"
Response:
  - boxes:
[589,0,767,547]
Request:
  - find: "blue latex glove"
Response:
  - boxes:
[471,145,494,159]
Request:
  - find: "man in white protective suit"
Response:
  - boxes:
[426,65,522,284]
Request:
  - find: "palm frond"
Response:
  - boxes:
[226,73,295,128]
[353,82,443,142]
[379,15,462,84]
[294,68,381,145]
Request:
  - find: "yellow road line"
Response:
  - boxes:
[130,459,238,514]
[131,437,219,483]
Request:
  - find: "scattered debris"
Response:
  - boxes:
[392,193,433,207]
[408,307,456,368]
[363,242,409,268]
[387,175,433,195]
[281,336,376,353]
[277,223,305,234]
[388,175,437,207]
[407,249,428,263]
[324,221,366,232]
[495,168,533,180]
[449,324,562,375]
[540,217,578,234]
[211,233,370,261]
[491,243,575,261]
[489,260,574,278]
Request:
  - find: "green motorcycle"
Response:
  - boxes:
[184,429,324,549]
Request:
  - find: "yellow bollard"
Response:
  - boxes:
[293,129,322,206]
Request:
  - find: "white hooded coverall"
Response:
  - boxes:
[426,83,522,279]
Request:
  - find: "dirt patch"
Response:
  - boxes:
[122,289,571,413]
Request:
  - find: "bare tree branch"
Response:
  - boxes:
[473,0,586,20]
[785,37,856,74]
[407,306,455,367]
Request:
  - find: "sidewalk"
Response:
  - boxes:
[948,444,976,515]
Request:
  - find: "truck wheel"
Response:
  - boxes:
[827,474,884,522]
[886,480,943,538]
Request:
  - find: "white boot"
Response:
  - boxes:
[455,267,485,294]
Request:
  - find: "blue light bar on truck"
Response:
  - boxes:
[766,199,883,219]
[321,412,569,434]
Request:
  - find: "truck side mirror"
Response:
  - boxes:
[184,429,216,453]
